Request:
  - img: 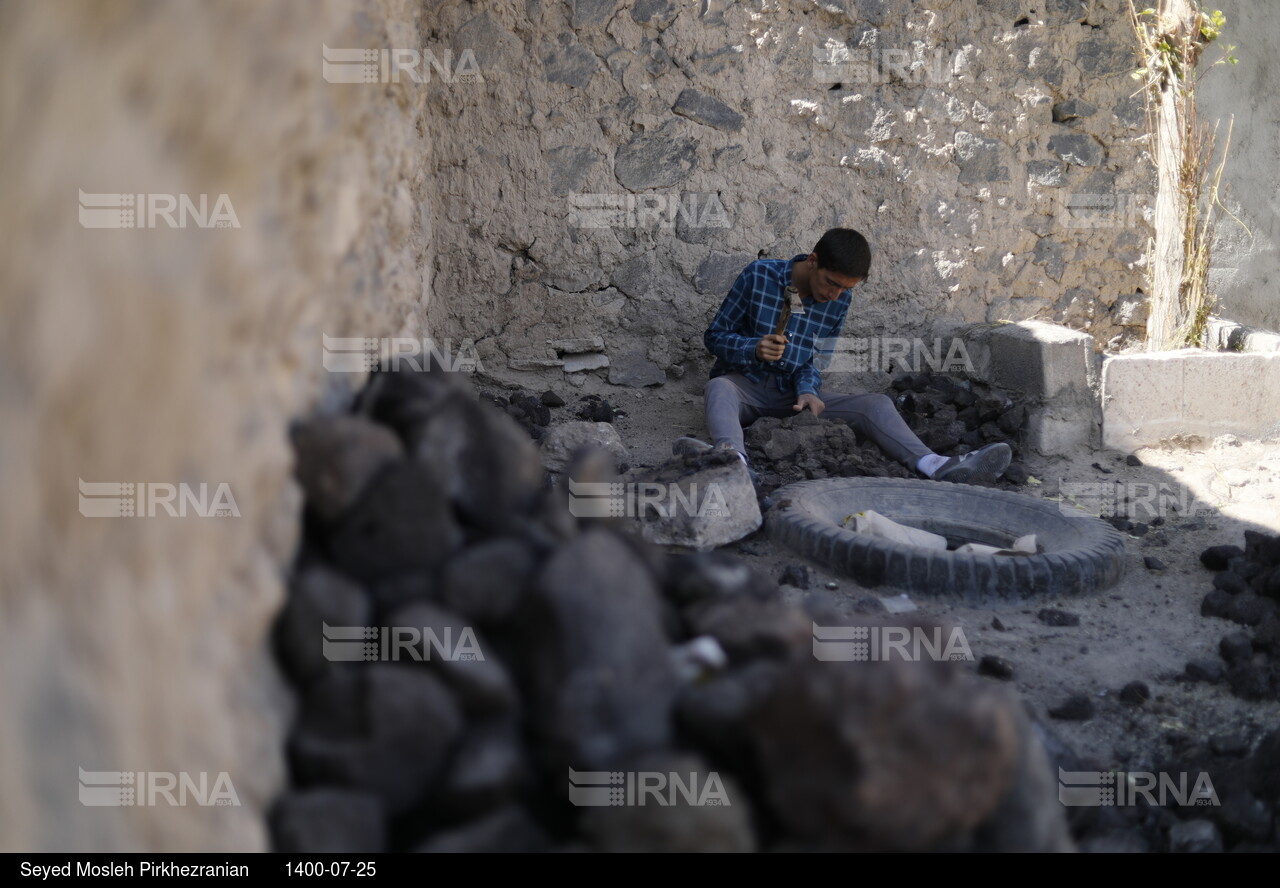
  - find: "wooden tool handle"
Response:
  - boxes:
[773,302,792,336]
[774,286,802,336]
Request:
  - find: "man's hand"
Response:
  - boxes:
[793,393,825,417]
[755,333,788,363]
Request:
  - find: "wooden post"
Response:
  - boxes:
[1146,0,1197,351]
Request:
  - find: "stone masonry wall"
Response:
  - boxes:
[423,0,1156,382]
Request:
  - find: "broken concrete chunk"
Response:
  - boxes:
[562,353,610,373]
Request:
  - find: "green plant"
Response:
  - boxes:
[1131,5,1236,86]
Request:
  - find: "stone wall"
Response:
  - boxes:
[424,0,1156,381]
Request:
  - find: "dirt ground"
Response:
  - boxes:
[543,367,1280,775]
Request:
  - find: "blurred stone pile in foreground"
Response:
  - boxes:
[271,365,1073,852]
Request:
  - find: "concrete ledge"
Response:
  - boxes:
[1205,316,1280,353]
[963,321,1100,456]
[1101,351,1280,451]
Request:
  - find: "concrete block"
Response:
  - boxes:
[966,321,1096,401]
[963,320,1100,455]
[1026,407,1093,455]
[1186,353,1272,431]
[1102,351,1280,450]
[1206,317,1280,353]
[1205,316,1238,350]
[1245,331,1280,352]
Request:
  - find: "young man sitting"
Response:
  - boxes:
[679,228,1010,487]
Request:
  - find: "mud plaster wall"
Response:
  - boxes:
[1197,0,1280,334]
[424,0,1158,382]
[0,0,435,851]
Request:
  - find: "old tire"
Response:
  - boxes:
[767,477,1125,600]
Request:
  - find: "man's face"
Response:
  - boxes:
[808,256,862,303]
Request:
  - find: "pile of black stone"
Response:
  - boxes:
[1048,534,1280,852]
[1193,532,1280,701]
[1050,724,1280,853]
[742,372,1030,495]
[477,388,621,442]
[268,364,1069,853]
[476,389,555,442]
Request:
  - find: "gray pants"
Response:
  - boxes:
[705,373,933,468]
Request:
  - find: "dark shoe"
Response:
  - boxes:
[673,436,713,457]
[933,442,1012,484]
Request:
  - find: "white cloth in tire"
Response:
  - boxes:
[842,510,1037,556]
[842,510,948,550]
[954,534,1038,556]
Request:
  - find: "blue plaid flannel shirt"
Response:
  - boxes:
[704,255,853,397]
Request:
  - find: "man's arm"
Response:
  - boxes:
[703,266,763,368]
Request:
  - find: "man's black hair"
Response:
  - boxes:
[813,228,871,279]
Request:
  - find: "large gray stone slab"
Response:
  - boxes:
[543,44,600,87]
[954,131,1008,184]
[1047,132,1103,167]
[630,451,762,549]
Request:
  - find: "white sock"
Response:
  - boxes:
[916,453,949,478]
